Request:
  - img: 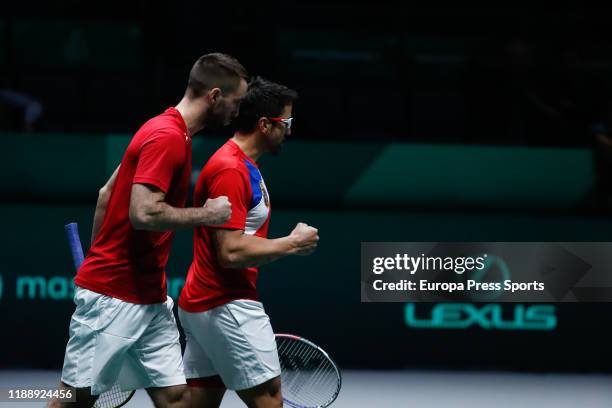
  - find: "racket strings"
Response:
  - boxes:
[277,337,340,408]
[94,384,133,408]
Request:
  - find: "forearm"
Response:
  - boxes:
[91,165,120,244]
[131,202,214,231]
[219,234,294,268]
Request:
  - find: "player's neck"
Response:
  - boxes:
[232,133,263,162]
[175,97,206,135]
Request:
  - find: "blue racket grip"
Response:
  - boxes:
[65,222,85,270]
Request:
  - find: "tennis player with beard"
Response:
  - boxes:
[49,53,248,408]
[178,77,319,408]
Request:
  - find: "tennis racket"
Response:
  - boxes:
[64,222,136,408]
[275,333,341,408]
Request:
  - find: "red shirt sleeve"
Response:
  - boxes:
[133,130,185,193]
[205,168,250,230]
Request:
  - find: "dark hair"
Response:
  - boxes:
[233,76,298,133]
[186,53,248,97]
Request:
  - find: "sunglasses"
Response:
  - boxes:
[268,117,293,130]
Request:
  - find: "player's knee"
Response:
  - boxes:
[268,378,283,407]
[169,387,190,406]
[255,391,283,408]
[239,377,283,408]
[269,383,282,403]
[271,390,283,407]
[161,385,191,408]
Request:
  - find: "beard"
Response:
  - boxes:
[203,104,233,131]
[267,137,284,156]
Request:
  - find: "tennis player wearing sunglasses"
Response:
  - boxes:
[178,77,318,408]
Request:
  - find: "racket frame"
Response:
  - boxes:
[275,333,342,408]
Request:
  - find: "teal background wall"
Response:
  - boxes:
[1,133,596,210]
[1,133,610,371]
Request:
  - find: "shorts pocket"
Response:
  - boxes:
[225,302,276,353]
[95,296,123,332]
[72,288,122,332]
[72,288,104,329]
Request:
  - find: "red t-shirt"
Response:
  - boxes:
[179,139,271,312]
[75,107,192,304]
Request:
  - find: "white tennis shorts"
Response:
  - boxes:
[179,300,281,391]
[61,286,186,395]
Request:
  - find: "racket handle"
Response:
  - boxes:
[65,222,85,270]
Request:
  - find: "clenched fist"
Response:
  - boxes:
[289,222,319,256]
[202,196,232,225]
